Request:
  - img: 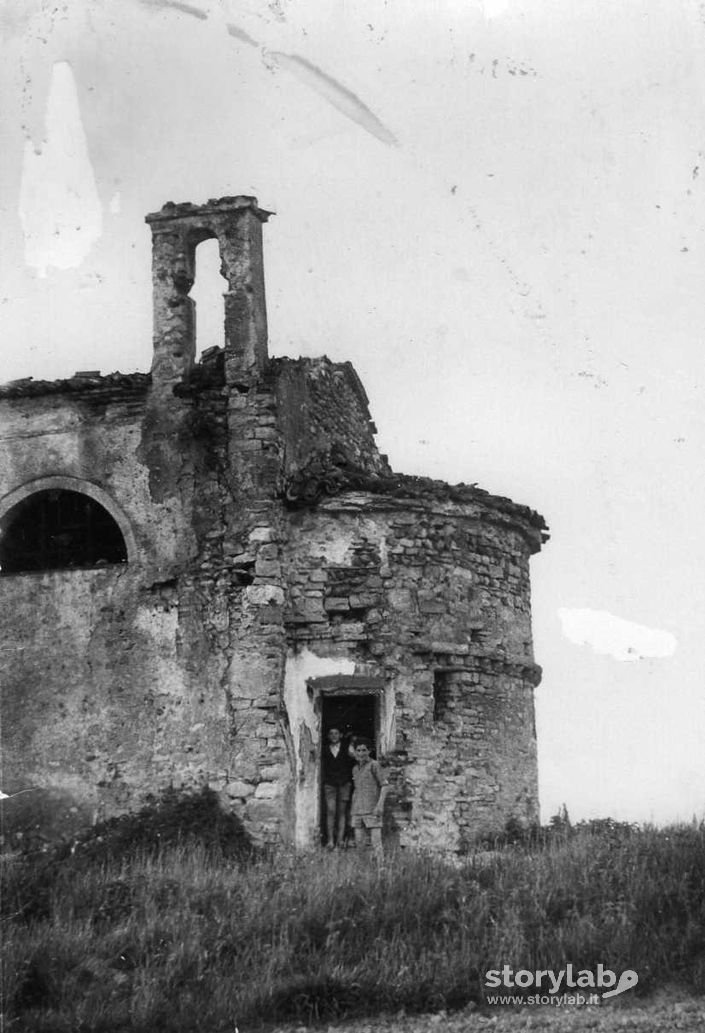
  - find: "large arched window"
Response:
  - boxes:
[0,489,128,575]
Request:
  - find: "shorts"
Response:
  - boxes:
[323,782,351,808]
[350,812,383,829]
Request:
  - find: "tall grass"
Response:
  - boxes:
[3,821,705,1032]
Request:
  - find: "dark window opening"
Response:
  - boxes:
[0,490,128,575]
[433,671,452,721]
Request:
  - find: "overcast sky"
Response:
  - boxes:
[2,0,705,825]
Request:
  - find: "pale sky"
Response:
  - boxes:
[2,0,705,825]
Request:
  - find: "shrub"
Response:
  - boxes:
[1,786,253,924]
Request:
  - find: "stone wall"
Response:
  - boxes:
[0,377,235,840]
[274,357,391,500]
[0,195,548,852]
[280,490,544,850]
[0,351,395,847]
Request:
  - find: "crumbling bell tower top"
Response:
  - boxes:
[145,196,272,393]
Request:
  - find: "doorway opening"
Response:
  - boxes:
[320,692,378,846]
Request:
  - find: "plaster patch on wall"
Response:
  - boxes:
[379,680,396,755]
[283,648,355,847]
[558,607,677,662]
[18,61,102,277]
[306,528,356,565]
[134,606,179,648]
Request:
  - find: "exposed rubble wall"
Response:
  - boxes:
[273,357,392,499]
[0,196,548,852]
[281,491,543,850]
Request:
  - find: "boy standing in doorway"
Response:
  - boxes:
[322,726,354,849]
[351,738,388,855]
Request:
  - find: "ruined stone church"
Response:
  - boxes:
[0,197,548,851]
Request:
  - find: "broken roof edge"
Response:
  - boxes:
[375,472,547,529]
[0,353,363,405]
[285,470,548,546]
[269,354,370,407]
[0,371,152,400]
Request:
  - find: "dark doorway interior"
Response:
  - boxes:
[322,693,377,749]
[320,693,378,844]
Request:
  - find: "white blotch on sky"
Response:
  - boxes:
[18,61,102,277]
[558,608,677,663]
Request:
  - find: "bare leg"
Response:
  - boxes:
[354,827,367,849]
[370,827,383,857]
[325,789,336,847]
[337,802,347,847]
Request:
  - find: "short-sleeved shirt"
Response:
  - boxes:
[351,759,386,815]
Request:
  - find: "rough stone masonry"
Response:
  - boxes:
[0,197,548,852]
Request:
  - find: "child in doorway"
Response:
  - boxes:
[350,738,388,855]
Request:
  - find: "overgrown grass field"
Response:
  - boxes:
[2,794,705,1032]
